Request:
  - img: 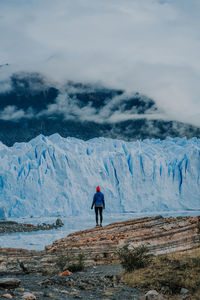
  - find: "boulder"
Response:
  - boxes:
[145,290,164,300]
[22,292,37,300]
[58,270,72,276]
[55,218,63,227]
[180,288,190,295]
[2,294,13,299]
[0,262,7,272]
[0,278,21,289]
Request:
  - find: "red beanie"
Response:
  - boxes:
[96,186,101,192]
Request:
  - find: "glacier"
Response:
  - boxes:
[0,134,200,218]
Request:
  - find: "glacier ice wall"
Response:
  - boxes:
[0,134,200,218]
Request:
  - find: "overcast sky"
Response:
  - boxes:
[0,0,200,126]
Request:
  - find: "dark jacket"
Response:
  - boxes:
[91,191,105,209]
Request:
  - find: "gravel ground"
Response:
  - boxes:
[0,265,143,300]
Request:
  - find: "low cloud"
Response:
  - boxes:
[0,84,166,123]
[0,105,26,121]
[0,105,34,121]
[0,0,200,126]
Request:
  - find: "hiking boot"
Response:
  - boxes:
[96,224,99,227]
[100,223,102,227]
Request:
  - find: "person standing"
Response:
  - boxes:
[91,186,105,227]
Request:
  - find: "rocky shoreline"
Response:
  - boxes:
[0,216,199,299]
[0,219,63,234]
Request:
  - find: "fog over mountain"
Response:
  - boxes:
[0,72,199,146]
[0,0,200,134]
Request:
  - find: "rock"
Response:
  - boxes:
[56,218,63,227]
[0,262,7,271]
[103,292,114,296]
[16,287,25,292]
[2,294,13,299]
[180,288,190,295]
[18,260,30,274]
[0,278,21,289]
[69,291,78,296]
[46,216,200,267]
[32,292,43,296]
[43,293,55,298]
[58,270,72,276]
[161,286,170,294]
[145,290,164,300]
[60,290,70,294]
[22,292,37,300]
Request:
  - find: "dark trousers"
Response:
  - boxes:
[95,206,103,225]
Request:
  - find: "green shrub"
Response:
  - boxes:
[68,253,85,273]
[56,252,85,272]
[118,244,152,272]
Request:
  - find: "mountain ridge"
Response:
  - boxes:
[0,72,199,146]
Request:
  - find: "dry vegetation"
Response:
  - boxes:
[121,249,200,299]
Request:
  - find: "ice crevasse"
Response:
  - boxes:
[0,134,199,218]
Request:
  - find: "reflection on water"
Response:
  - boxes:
[0,210,200,250]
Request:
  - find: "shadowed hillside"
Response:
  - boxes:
[0,72,200,146]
